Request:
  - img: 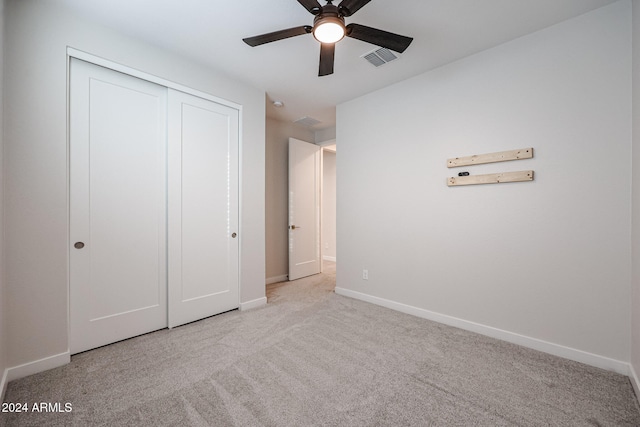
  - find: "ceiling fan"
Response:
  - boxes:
[243,0,413,76]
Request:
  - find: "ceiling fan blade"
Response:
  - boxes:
[243,26,312,47]
[297,0,322,14]
[338,0,371,17]
[318,43,335,76]
[346,23,413,53]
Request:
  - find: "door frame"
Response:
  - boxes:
[66,48,244,346]
[320,141,337,264]
[67,49,243,112]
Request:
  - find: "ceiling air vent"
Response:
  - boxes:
[362,47,399,67]
[294,116,322,127]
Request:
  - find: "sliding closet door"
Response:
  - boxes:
[69,59,168,354]
[168,90,239,328]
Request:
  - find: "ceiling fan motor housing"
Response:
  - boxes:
[315,2,341,21]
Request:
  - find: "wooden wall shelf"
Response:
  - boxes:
[447,148,533,168]
[448,170,534,186]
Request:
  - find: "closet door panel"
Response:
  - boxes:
[70,59,168,354]
[168,90,239,328]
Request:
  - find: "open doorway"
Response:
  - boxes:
[286,138,336,281]
[264,117,337,292]
[266,137,336,301]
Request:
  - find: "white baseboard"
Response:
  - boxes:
[239,296,267,311]
[266,275,288,285]
[630,363,640,405]
[323,256,336,262]
[1,368,8,403]
[335,287,629,375]
[6,351,70,384]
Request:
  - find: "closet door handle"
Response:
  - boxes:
[231,233,237,238]
[74,242,85,249]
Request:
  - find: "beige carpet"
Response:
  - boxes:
[2,261,640,426]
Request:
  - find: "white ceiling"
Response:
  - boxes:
[53,0,618,130]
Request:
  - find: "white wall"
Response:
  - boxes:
[0,0,6,401]
[631,0,640,393]
[322,150,337,261]
[4,0,265,376]
[265,118,314,283]
[337,1,632,370]
[315,127,336,144]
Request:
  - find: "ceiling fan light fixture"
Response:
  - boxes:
[313,16,346,44]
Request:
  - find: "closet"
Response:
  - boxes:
[69,58,239,354]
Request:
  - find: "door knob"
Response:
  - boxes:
[74,242,85,249]
[290,225,300,230]
[231,232,237,238]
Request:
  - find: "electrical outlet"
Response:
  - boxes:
[362,269,368,280]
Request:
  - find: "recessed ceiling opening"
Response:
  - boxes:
[294,116,322,127]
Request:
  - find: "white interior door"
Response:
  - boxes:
[70,59,168,354]
[168,90,239,328]
[288,138,321,281]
